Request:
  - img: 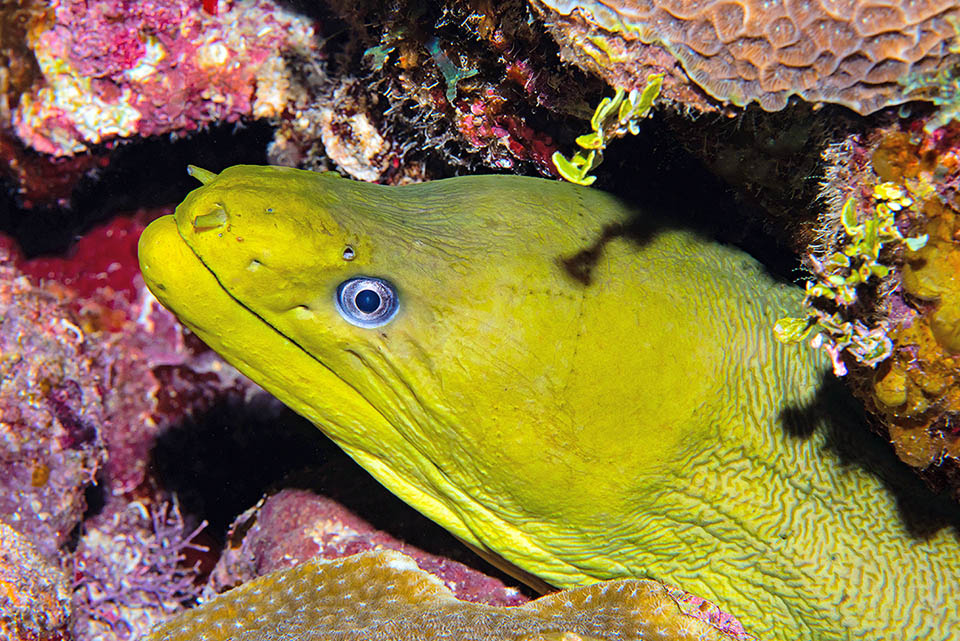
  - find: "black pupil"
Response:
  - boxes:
[355,288,381,313]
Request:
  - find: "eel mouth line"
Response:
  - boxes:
[143,215,626,591]
[179,231,397,437]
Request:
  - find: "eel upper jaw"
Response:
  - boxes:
[140,215,376,438]
[139,215,507,558]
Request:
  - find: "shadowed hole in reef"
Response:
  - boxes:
[0,120,275,258]
[150,391,528,591]
[595,110,806,285]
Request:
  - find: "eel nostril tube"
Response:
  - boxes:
[193,205,228,231]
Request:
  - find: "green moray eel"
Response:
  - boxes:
[138,165,960,640]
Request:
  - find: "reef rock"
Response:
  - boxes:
[0,519,71,641]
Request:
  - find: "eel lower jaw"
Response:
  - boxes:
[139,215,377,438]
[138,215,608,593]
[137,215,498,562]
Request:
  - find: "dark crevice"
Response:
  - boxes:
[0,120,274,258]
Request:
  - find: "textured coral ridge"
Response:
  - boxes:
[532,0,960,114]
[148,549,754,641]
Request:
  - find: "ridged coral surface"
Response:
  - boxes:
[147,549,752,641]
[532,0,960,113]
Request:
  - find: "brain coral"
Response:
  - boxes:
[147,549,754,641]
[532,0,960,114]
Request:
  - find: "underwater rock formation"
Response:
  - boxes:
[0,518,72,641]
[12,0,314,157]
[530,0,960,114]
[12,216,255,495]
[270,76,404,184]
[0,244,108,561]
[269,1,569,182]
[0,220,259,640]
[148,549,755,641]
[208,488,527,606]
[805,120,960,497]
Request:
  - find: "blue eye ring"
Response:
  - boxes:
[335,277,399,328]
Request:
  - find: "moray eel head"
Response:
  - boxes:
[142,165,960,640]
[141,165,769,580]
[140,164,819,586]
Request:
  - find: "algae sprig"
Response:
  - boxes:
[552,73,663,186]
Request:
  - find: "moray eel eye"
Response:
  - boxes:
[335,277,399,328]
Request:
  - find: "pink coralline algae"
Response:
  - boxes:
[0,247,108,561]
[13,0,316,157]
[451,90,559,174]
[20,216,158,330]
[208,488,527,607]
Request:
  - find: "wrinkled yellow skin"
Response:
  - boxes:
[139,166,960,641]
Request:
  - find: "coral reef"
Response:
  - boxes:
[0,246,108,561]
[269,1,580,182]
[810,122,960,496]
[5,0,590,200]
[208,488,526,606]
[148,549,755,641]
[658,104,854,248]
[0,217,260,640]
[0,518,71,641]
[530,0,960,114]
[269,75,406,183]
[12,0,315,157]
[9,4,960,641]
[12,215,254,496]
